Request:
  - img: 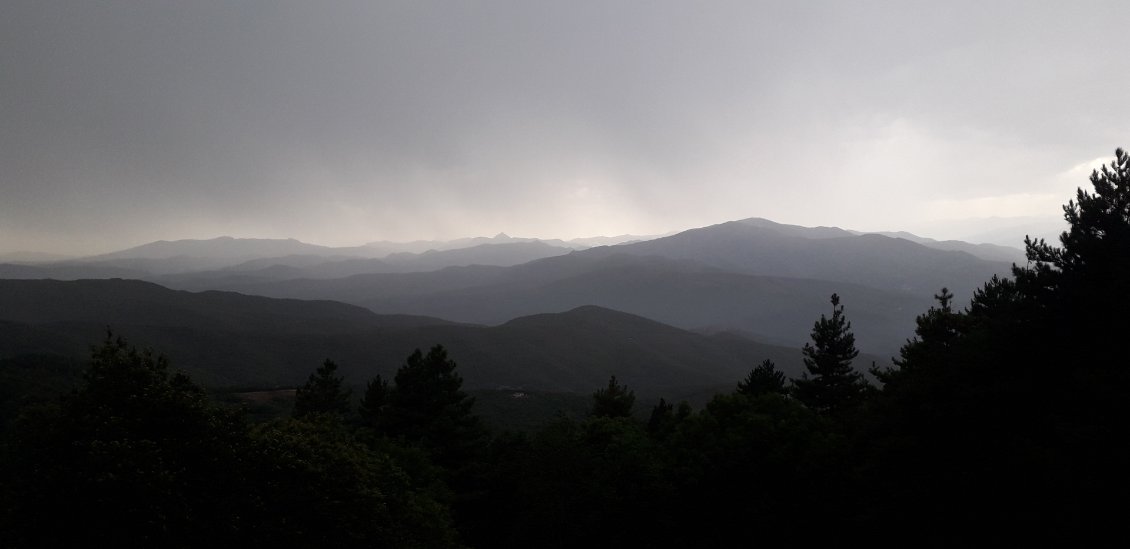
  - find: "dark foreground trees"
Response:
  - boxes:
[0,335,455,548]
[355,345,491,544]
[858,148,1130,544]
[2,335,251,546]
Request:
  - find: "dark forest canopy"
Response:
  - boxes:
[2,149,1128,546]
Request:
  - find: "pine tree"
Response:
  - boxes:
[792,293,867,415]
[1019,148,1130,370]
[591,375,635,418]
[357,374,389,427]
[1024,148,1130,281]
[380,345,484,468]
[873,287,966,386]
[858,150,1130,540]
[737,359,788,396]
[293,359,351,419]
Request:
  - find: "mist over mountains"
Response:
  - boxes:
[0,216,1019,364]
[1,218,1017,278]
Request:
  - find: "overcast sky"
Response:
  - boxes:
[2,1,1126,255]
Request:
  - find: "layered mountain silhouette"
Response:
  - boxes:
[0,279,818,394]
[1,217,1016,363]
[141,219,1011,355]
[90,236,337,262]
[358,232,653,257]
[197,255,917,354]
[604,218,1011,297]
[217,241,573,280]
[0,233,651,278]
[852,230,1026,263]
[732,217,1027,263]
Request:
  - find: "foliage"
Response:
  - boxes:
[737,358,788,396]
[358,373,389,427]
[2,334,253,546]
[857,149,1130,544]
[590,375,635,418]
[1019,147,1130,370]
[0,353,81,436]
[662,392,844,545]
[373,345,485,467]
[245,416,457,547]
[1026,148,1130,281]
[0,335,458,547]
[646,397,691,440]
[293,358,351,419]
[792,294,868,415]
[871,287,966,387]
[356,345,489,544]
[480,415,668,548]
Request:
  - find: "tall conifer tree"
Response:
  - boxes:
[293,359,351,419]
[792,294,867,415]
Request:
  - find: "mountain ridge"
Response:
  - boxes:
[0,278,815,393]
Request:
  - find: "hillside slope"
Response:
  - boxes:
[0,279,816,393]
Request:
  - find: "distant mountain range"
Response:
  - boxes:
[357,232,654,258]
[89,236,338,262]
[0,251,75,263]
[137,218,1011,355]
[911,215,1067,250]
[728,218,1027,263]
[218,241,575,280]
[0,219,1020,279]
[0,232,656,278]
[0,279,820,395]
[0,216,1019,363]
[852,230,1026,263]
[603,218,1011,297]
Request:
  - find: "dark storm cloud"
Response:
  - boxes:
[2,1,1127,254]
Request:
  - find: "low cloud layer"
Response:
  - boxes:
[2,1,1126,255]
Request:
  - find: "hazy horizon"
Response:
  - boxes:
[3,1,1121,256]
[0,213,1065,262]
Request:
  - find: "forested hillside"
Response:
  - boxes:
[0,279,812,392]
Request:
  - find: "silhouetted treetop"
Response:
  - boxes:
[592,375,635,418]
[371,345,486,473]
[738,359,788,397]
[1026,147,1130,275]
[792,294,867,415]
[293,359,351,419]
